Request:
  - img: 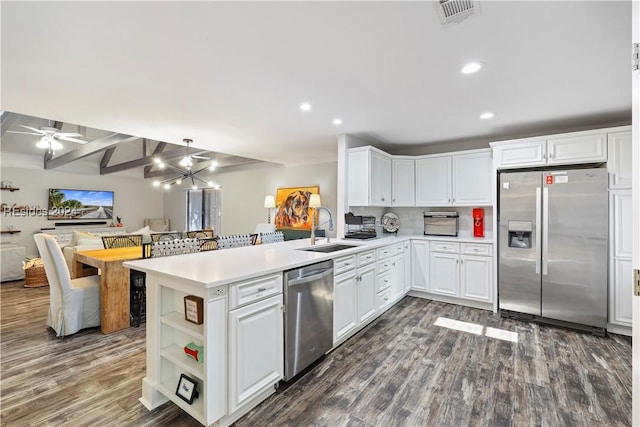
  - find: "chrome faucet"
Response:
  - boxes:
[311,206,333,245]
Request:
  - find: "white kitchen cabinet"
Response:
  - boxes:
[426,241,493,303]
[151,281,227,426]
[609,189,632,330]
[392,157,415,206]
[607,131,632,189]
[492,130,610,169]
[356,264,377,324]
[415,149,491,207]
[492,139,547,168]
[348,146,392,207]
[611,258,633,326]
[333,269,358,343]
[415,156,451,205]
[452,151,492,205]
[411,240,429,291]
[429,252,459,296]
[228,294,283,413]
[390,253,405,302]
[459,255,492,302]
[403,241,411,293]
[547,133,606,165]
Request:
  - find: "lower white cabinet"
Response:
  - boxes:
[459,255,492,302]
[609,189,632,329]
[411,241,429,291]
[415,240,493,305]
[228,294,283,413]
[333,269,358,343]
[429,252,459,296]
[356,264,377,324]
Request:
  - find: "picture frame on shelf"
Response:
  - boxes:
[184,295,204,325]
[175,373,199,404]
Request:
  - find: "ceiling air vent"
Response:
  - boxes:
[436,0,481,26]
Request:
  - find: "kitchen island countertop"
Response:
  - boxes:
[124,233,493,288]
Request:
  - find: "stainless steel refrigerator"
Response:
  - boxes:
[498,167,608,330]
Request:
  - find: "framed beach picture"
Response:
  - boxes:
[274,186,319,230]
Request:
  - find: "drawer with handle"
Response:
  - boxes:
[229,273,283,309]
[357,250,376,267]
[377,271,391,293]
[377,258,392,275]
[377,287,393,311]
[334,255,356,275]
[376,246,393,260]
[461,243,492,256]
[430,241,460,253]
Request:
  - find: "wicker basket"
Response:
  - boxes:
[24,258,48,288]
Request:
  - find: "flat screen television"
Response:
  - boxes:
[48,188,114,220]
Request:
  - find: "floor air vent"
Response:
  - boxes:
[436,0,481,25]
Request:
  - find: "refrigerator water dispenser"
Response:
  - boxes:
[508,220,532,248]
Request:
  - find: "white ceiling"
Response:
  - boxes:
[0,1,632,167]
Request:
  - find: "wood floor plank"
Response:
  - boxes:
[1,280,632,427]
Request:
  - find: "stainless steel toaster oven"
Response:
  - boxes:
[423,212,459,236]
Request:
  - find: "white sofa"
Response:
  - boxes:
[1,244,26,282]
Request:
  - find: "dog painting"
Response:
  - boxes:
[274,186,319,229]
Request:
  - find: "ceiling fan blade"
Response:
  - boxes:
[6,131,43,136]
[18,125,44,134]
[57,136,88,144]
[55,132,84,138]
[192,155,211,160]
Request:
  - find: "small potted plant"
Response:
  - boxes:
[116,216,123,227]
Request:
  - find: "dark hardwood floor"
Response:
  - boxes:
[1,279,632,427]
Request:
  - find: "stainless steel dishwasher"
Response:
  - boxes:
[284,259,334,381]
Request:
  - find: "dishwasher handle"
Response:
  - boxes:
[287,268,333,287]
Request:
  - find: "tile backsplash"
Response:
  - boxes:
[349,206,493,238]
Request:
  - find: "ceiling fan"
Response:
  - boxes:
[8,125,88,144]
[7,125,88,154]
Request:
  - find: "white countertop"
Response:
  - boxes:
[124,234,493,287]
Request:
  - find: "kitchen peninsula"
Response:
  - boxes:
[125,233,493,426]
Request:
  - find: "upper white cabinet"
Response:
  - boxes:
[416,149,492,206]
[492,129,615,169]
[415,156,451,205]
[492,139,547,168]
[452,151,493,205]
[546,133,607,165]
[348,147,392,206]
[607,131,632,189]
[391,157,415,206]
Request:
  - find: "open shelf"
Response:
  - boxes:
[160,311,204,341]
[0,187,19,192]
[161,344,205,380]
[0,230,21,234]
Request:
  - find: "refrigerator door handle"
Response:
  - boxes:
[542,187,549,275]
[535,187,542,275]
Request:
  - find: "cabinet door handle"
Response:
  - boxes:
[392,198,396,202]
[257,287,267,292]
[543,153,547,160]
[381,197,385,202]
[392,262,396,267]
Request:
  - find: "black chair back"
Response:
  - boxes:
[102,234,143,249]
[150,232,183,242]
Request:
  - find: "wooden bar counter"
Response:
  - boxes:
[75,246,144,334]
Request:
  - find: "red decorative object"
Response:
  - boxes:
[473,208,484,238]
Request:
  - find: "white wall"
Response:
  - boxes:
[162,161,338,236]
[0,154,164,257]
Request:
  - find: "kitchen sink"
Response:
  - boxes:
[298,243,359,253]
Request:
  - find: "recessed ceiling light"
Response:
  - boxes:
[300,102,311,111]
[333,118,342,125]
[480,112,495,120]
[461,62,483,74]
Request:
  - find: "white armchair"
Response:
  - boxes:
[144,218,170,232]
[33,234,101,337]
